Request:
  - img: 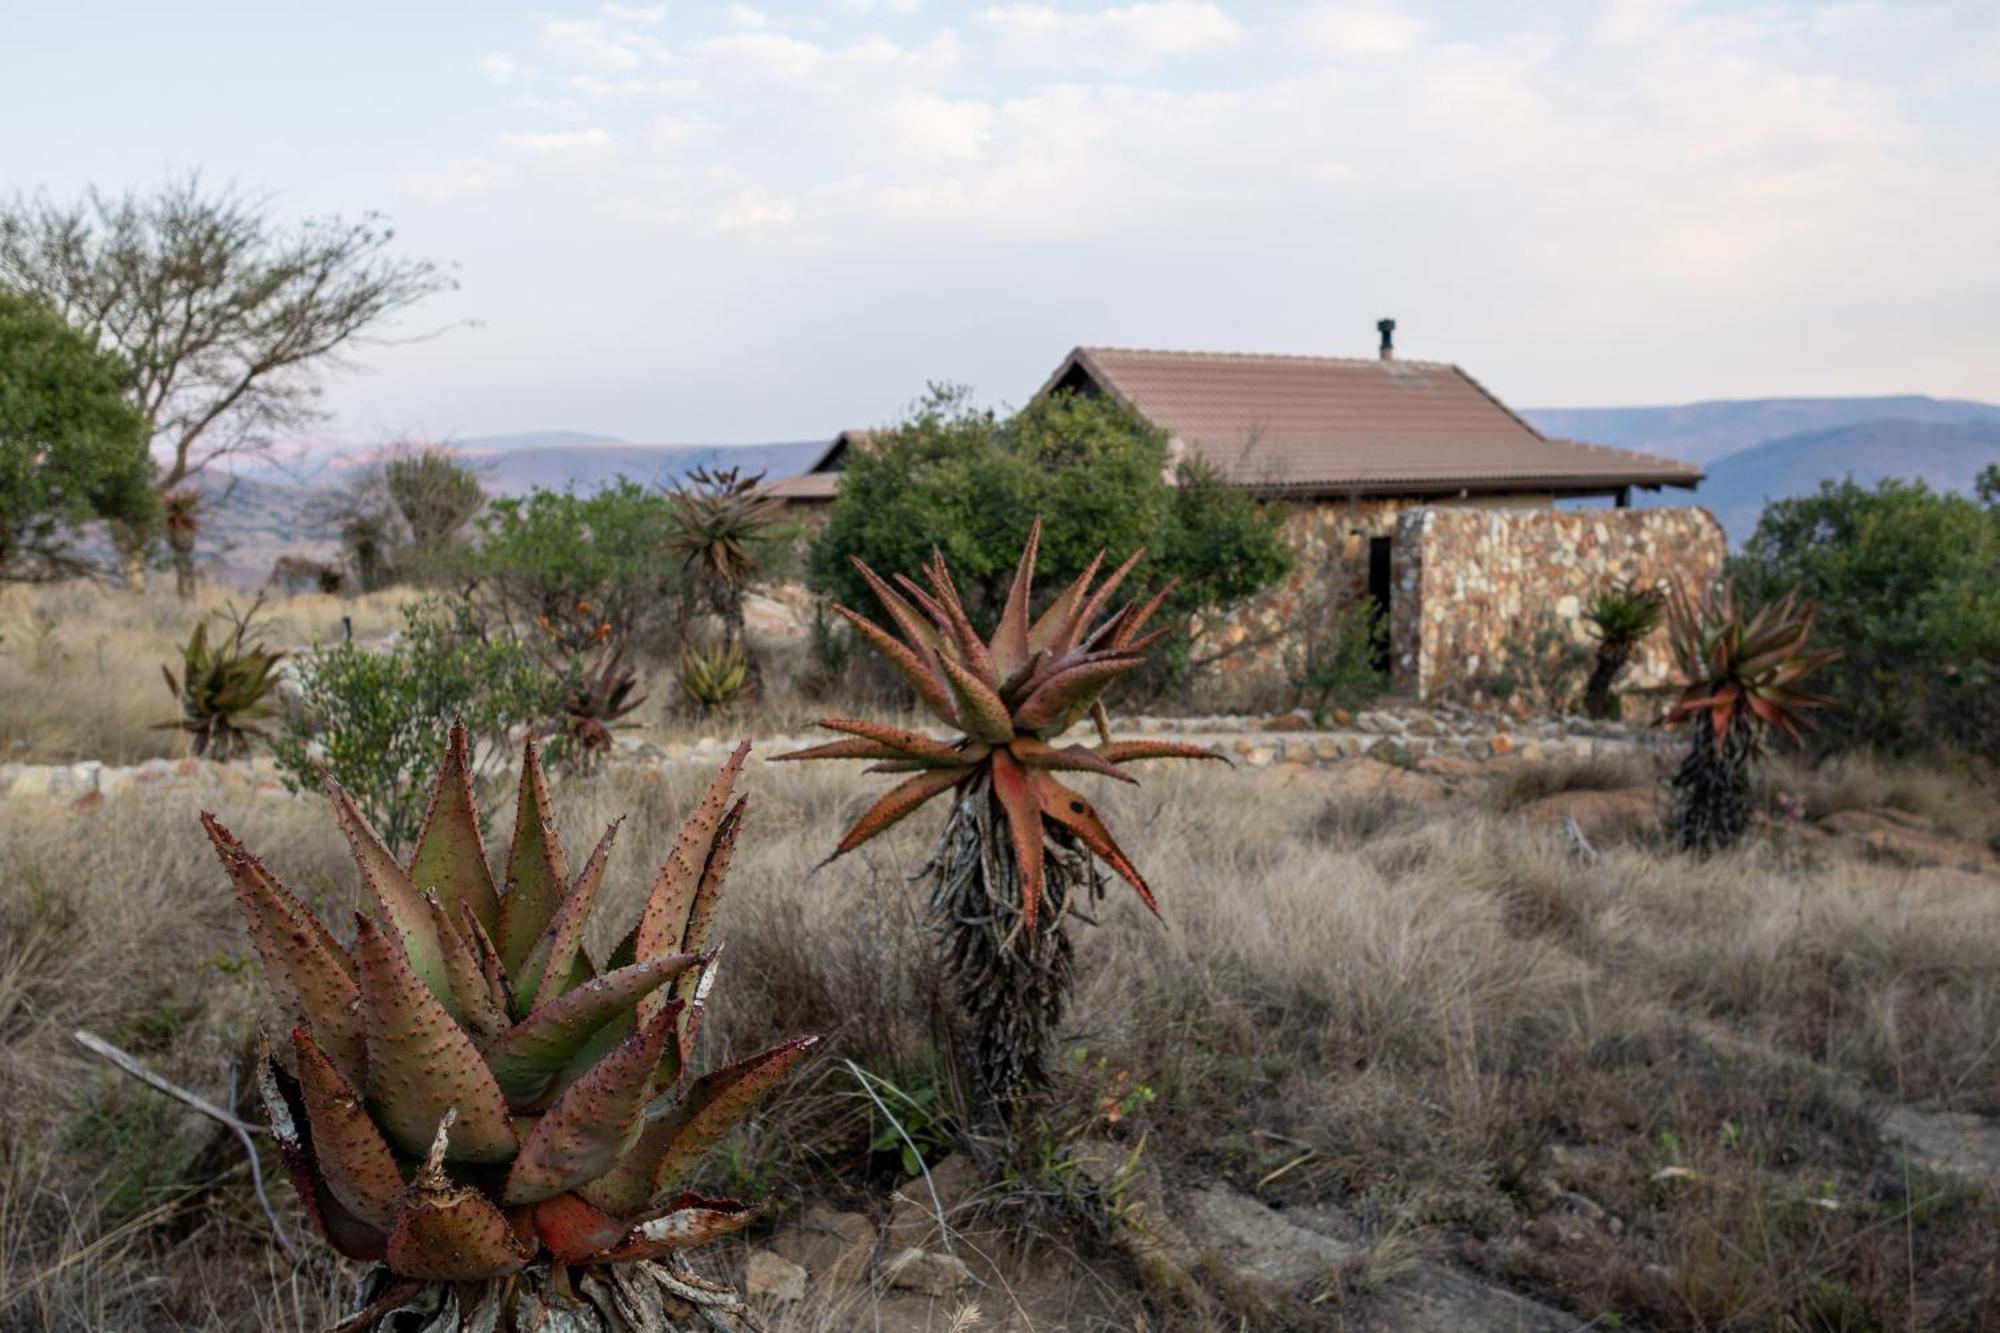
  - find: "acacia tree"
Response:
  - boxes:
[0,288,155,578]
[0,176,453,582]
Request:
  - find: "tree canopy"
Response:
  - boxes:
[808,386,1293,689]
[0,288,155,576]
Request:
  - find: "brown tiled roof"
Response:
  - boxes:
[763,470,841,501]
[1044,347,1702,495]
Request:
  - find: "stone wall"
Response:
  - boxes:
[1392,506,1726,705]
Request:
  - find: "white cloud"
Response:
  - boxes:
[541,18,670,71]
[404,159,507,202]
[726,5,775,29]
[495,126,616,156]
[835,0,925,13]
[977,2,1243,73]
[602,3,667,22]
[1292,3,1431,60]
[568,73,701,99]
[478,52,526,84]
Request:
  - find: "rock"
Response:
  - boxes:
[744,1249,808,1304]
[1312,738,1344,761]
[1820,809,1998,873]
[771,1207,878,1286]
[1354,710,1400,735]
[1243,746,1276,768]
[1279,742,1313,764]
[879,1247,972,1296]
[97,767,135,799]
[8,766,53,799]
[1490,732,1516,756]
[1882,1105,2000,1186]
[1517,788,1660,842]
[1417,754,1487,779]
[1332,708,1354,726]
[1180,1185,1361,1298]
[1362,1262,1586,1331]
[1261,710,1313,732]
[883,1153,982,1250]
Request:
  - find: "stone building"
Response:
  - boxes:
[771,327,1724,704]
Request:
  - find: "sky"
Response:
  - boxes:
[5,0,1999,445]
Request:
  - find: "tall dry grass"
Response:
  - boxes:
[3,756,1998,1328]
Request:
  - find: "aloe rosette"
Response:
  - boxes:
[206,726,812,1330]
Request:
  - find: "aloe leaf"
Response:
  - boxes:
[407,721,501,937]
[426,893,509,1045]
[290,1027,404,1231]
[518,819,619,1016]
[325,777,450,1005]
[354,913,517,1162]
[938,652,1015,744]
[608,1192,758,1259]
[646,1035,818,1200]
[1008,737,1139,784]
[257,1058,389,1262]
[990,748,1047,928]
[384,1115,535,1280]
[1033,771,1159,916]
[502,1004,678,1205]
[497,738,568,976]
[1012,655,1145,734]
[633,745,747,971]
[530,1191,630,1263]
[834,605,957,725]
[1029,549,1104,653]
[830,768,965,856]
[482,954,700,1106]
[990,515,1040,678]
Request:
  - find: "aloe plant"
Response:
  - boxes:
[210,726,812,1328]
[778,521,1220,1110]
[159,597,286,759]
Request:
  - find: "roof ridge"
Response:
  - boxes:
[1079,345,1457,371]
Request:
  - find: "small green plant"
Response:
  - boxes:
[557,635,647,757]
[1662,581,1839,854]
[158,596,286,760]
[1581,580,1665,720]
[1286,597,1386,721]
[678,640,748,714]
[271,599,565,849]
[1478,614,1592,716]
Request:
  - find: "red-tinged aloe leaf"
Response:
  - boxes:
[354,913,518,1162]
[924,552,999,689]
[835,605,957,724]
[1110,578,1177,649]
[482,954,700,1106]
[1092,740,1231,765]
[831,768,966,857]
[1008,737,1139,784]
[1013,655,1146,734]
[407,720,501,938]
[498,738,568,976]
[459,902,516,1024]
[385,1115,535,1280]
[326,778,450,1006]
[815,719,975,765]
[648,1035,818,1201]
[938,652,1015,744]
[892,571,953,636]
[999,647,1050,704]
[257,1058,388,1262]
[865,760,933,774]
[426,894,509,1045]
[1029,549,1104,654]
[603,1192,758,1260]
[503,1005,678,1205]
[1033,773,1160,917]
[633,746,748,979]
[202,814,366,1085]
[768,737,903,763]
[990,748,1047,929]
[991,517,1040,679]
[290,1027,404,1232]
[532,1191,629,1264]
[648,796,742,1033]
[1063,547,1143,655]
[518,819,620,1016]
[850,556,945,662]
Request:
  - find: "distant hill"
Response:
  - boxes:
[1632,419,2000,544]
[464,440,823,495]
[1525,396,2000,466]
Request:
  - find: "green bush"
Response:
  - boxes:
[1477,614,1591,715]
[1734,477,2000,757]
[271,599,566,849]
[468,482,687,645]
[1287,598,1386,720]
[808,386,1292,694]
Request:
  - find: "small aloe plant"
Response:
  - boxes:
[160,596,286,760]
[209,725,813,1329]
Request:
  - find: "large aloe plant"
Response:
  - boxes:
[778,521,1219,1110]
[208,726,812,1329]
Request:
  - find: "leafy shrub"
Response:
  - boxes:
[808,386,1292,695]
[469,482,687,647]
[158,597,285,759]
[1287,597,1386,720]
[271,599,565,848]
[1734,476,2000,757]
[1477,614,1592,715]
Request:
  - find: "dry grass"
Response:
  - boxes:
[0,583,408,765]
[4,752,2000,1329]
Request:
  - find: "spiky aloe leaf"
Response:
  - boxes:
[257,1058,388,1262]
[849,556,945,664]
[609,1193,758,1260]
[1034,772,1158,915]
[355,914,517,1162]
[498,738,568,974]
[407,721,501,937]
[812,719,974,766]
[385,1115,535,1280]
[937,652,1014,744]
[991,516,1040,679]
[1012,653,1145,734]
[1008,737,1138,784]
[768,737,904,763]
[831,768,965,856]
[1027,549,1104,653]
[326,778,450,1005]
[833,604,956,724]
[516,820,619,1016]
[458,902,516,1021]
[633,744,748,991]
[502,1005,677,1205]
[426,894,509,1046]
[482,955,700,1106]
[1061,547,1143,656]
[990,747,1047,927]
[923,553,998,689]
[578,1035,816,1216]
[290,1027,404,1232]
[531,1191,630,1264]
[202,814,366,1085]
[1092,740,1230,765]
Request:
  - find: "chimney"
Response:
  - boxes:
[1377,317,1396,360]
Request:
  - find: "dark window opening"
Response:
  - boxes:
[1367,536,1393,674]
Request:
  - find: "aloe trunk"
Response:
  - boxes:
[334,1259,752,1331]
[1668,709,1758,854]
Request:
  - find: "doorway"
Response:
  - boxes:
[1366,537,1393,673]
